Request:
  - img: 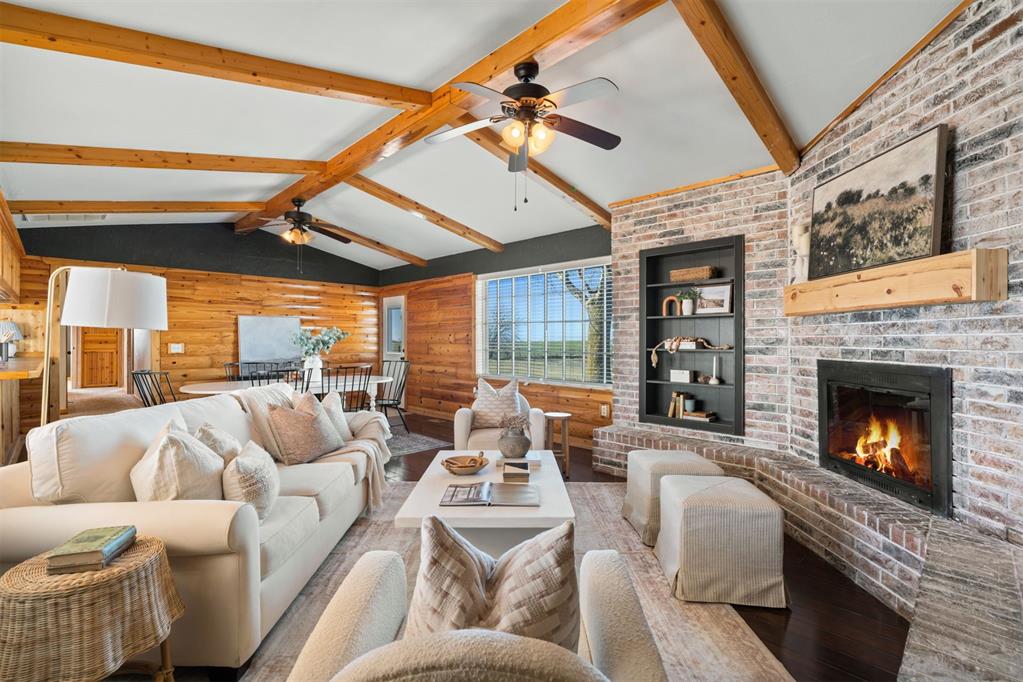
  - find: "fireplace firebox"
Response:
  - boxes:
[818,360,951,516]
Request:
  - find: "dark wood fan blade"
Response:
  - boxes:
[425,116,506,145]
[308,222,352,244]
[548,115,621,150]
[508,142,528,173]
[452,81,508,102]
[545,77,618,110]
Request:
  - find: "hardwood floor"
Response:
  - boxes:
[388,412,910,682]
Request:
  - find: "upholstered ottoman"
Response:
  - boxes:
[654,475,787,608]
[622,450,724,545]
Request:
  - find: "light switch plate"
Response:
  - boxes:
[168,343,185,354]
[599,403,609,418]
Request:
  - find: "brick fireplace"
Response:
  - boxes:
[593,0,1021,621]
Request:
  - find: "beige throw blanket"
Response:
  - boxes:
[324,411,392,509]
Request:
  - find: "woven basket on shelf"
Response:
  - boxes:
[0,535,184,682]
[669,266,717,283]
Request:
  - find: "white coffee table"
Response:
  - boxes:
[394,450,575,556]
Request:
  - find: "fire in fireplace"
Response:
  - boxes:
[818,360,951,516]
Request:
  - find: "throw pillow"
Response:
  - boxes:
[471,378,523,428]
[130,420,225,502]
[320,391,355,441]
[222,441,279,520]
[405,515,579,650]
[194,422,244,465]
[267,391,345,464]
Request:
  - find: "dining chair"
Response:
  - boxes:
[320,364,372,410]
[377,360,410,432]
[131,370,178,407]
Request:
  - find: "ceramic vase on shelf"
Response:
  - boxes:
[681,299,695,316]
[303,354,324,387]
[498,425,531,459]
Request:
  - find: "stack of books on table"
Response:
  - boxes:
[499,451,542,471]
[46,525,137,575]
[502,460,531,483]
[682,410,717,423]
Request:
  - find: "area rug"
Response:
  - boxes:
[386,431,452,457]
[242,482,793,682]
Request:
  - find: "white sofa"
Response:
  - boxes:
[288,549,668,681]
[453,395,546,451]
[0,387,381,670]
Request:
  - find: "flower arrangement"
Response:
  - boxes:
[499,413,529,433]
[676,287,702,301]
[293,327,349,359]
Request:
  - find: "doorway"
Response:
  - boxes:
[383,296,406,363]
[77,326,122,388]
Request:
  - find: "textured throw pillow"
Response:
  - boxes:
[405,515,579,649]
[319,391,355,441]
[194,422,244,465]
[130,420,225,502]
[222,441,279,520]
[471,378,523,428]
[267,391,345,464]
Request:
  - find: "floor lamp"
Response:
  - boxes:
[40,266,168,426]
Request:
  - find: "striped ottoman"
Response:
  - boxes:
[654,475,787,608]
[621,450,724,546]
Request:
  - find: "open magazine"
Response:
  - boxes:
[440,481,540,507]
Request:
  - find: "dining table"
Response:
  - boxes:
[179,375,393,411]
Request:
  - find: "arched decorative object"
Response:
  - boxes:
[661,295,681,317]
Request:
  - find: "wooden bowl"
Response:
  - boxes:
[442,454,489,476]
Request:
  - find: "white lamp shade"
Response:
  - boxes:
[60,267,168,330]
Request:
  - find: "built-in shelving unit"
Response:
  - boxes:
[639,236,744,436]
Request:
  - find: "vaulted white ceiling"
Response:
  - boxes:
[0,0,961,270]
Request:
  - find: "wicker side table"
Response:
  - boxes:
[0,535,184,682]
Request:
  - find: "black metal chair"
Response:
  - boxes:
[377,359,410,432]
[320,364,372,410]
[250,367,306,389]
[132,370,178,407]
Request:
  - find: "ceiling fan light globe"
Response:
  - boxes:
[528,122,555,154]
[501,120,526,149]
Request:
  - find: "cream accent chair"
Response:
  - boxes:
[0,387,381,672]
[288,549,668,682]
[453,394,546,451]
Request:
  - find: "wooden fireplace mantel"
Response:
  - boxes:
[783,248,1008,317]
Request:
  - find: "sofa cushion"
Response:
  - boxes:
[470,378,523,428]
[259,496,319,578]
[130,420,225,502]
[268,392,345,465]
[315,449,369,484]
[465,428,502,450]
[276,461,355,519]
[224,441,280,520]
[320,391,354,441]
[176,394,254,445]
[195,422,244,465]
[405,516,579,650]
[28,404,187,503]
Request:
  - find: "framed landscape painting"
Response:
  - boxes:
[808,124,946,280]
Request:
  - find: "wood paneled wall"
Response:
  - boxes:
[8,256,379,433]
[380,273,612,449]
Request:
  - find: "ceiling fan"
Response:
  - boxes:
[255,197,351,272]
[425,60,621,173]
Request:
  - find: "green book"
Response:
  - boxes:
[47,526,137,568]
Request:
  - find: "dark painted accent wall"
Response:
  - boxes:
[19,222,611,287]
[20,223,380,286]
[378,225,611,285]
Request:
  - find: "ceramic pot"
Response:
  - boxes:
[498,426,531,459]
[303,354,324,387]
[684,398,697,412]
[681,299,696,316]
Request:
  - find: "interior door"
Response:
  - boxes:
[79,327,122,388]
[382,295,406,407]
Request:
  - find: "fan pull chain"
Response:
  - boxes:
[524,175,529,204]
[513,173,518,212]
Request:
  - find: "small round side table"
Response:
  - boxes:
[0,535,184,682]
[544,411,572,479]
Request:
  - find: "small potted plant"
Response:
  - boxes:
[676,287,701,316]
[498,413,531,459]
[293,327,349,384]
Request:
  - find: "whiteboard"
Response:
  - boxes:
[238,316,302,364]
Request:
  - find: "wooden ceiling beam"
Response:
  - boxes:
[455,114,612,229]
[0,141,326,174]
[234,0,664,232]
[0,188,25,256]
[345,174,503,252]
[8,201,265,214]
[671,0,799,174]
[0,1,431,109]
[311,223,428,267]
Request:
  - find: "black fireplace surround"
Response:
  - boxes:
[817,360,952,516]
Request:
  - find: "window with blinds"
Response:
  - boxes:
[480,263,612,385]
